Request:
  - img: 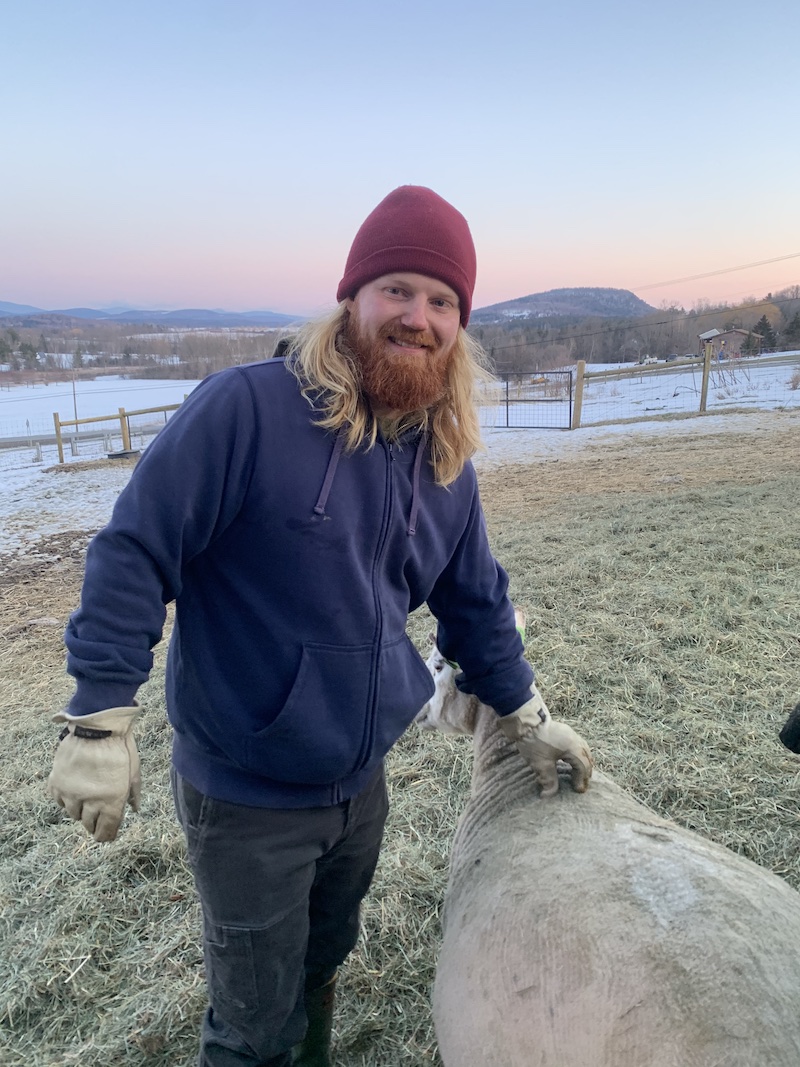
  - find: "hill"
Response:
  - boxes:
[0,300,44,316]
[471,287,657,324]
[0,302,303,328]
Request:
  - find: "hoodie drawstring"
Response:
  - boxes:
[407,435,426,537]
[313,430,426,536]
[313,433,346,516]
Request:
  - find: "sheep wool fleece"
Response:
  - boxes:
[65,358,533,808]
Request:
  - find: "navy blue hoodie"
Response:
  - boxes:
[65,358,533,807]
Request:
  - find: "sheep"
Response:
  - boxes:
[416,643,800,1067]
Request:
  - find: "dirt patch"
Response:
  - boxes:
[477,425,800,511]
[43,455,140,475]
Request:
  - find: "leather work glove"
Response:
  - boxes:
[497,685,593,798]
[47,706,141,842]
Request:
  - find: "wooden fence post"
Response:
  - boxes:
[119,408,132,452]
[53,412,64,464]
[571,361,586,429]
[700,342,713,412]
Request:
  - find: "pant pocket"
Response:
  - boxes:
[205,922,260,1020]
[203,919,306,1053]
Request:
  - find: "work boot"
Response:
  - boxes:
[291,973,337,1066]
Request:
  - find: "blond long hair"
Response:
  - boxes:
[284,303,494,486]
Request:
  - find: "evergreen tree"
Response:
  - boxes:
[19,341,38,369]
[783,312,800,348]
[753,314,776,350]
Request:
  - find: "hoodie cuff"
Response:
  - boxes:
[67,677,141,715]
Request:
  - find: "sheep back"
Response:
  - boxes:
[434,768,800,1067]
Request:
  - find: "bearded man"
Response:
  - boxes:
[48,186,592,1067]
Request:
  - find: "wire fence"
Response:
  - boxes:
[474,353,800,430]
[575,353,800,427]
[482,371,573,429]
[0,405,181,477]
[1,355,798,477]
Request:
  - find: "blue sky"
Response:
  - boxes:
[3,0,799,315]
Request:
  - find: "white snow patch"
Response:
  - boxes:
[1,372,799,560]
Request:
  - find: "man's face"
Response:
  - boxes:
[345,272,461,415]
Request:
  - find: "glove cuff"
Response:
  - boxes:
[53,705,141,736]
[497,686,551,741]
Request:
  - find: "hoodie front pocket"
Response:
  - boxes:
[246,643,373,784]
[371,633,435,760]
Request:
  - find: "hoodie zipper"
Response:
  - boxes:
[355,438,394,770]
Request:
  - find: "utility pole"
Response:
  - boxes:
[71,364,78,424]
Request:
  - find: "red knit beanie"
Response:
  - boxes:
[336,186,477,326]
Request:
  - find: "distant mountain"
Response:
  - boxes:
[1,288,655,328]
[471,287,657,324]
[0,302,303,327]
[96,308,303,328]
[0,300,44,316]
[53,307,113,320]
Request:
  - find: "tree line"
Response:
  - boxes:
[0,319,281,380]
[2,285,800,382]
[469,285,800,373]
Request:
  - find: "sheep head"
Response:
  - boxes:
[415,638,480,736]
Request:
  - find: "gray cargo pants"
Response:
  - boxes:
[172,764,389,1066]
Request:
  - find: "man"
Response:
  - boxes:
[48,186,593,1067]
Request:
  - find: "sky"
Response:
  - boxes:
[3,0,800,318]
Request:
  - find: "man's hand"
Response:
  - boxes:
[47,706,141,842]
[497,687,593,798]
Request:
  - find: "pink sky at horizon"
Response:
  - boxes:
[3,1,799,319]
[7,199,797,317]
[6,239,796,318]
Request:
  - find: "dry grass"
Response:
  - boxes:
[2,418,800,1065]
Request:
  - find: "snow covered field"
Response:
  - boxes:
[0,376,202,440]
[577,354,800,425]
[1,364,799,559]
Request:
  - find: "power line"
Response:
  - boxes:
[634,253,800,292]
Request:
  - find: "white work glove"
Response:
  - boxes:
[47,705,141,842]
[497,685,593,798]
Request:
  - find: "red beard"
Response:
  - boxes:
[344,311,453,413]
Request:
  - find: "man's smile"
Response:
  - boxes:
[388,335,430,352]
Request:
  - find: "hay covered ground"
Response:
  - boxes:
[2,411,800,1066]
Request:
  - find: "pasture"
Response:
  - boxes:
[2,412,799,1066]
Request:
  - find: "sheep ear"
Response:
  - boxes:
[428,631,437,646]
[514,608,526,629]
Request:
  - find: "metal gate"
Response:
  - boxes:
[488,371,573,429]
